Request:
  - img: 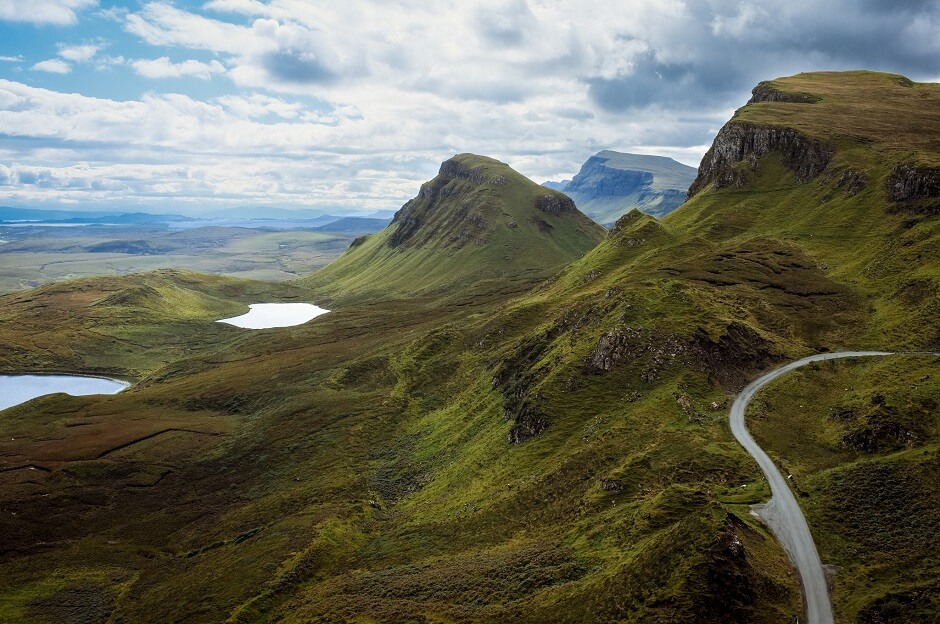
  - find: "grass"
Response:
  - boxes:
[0,71,936,623]
[305,154,606,304]
[746,355,940,623]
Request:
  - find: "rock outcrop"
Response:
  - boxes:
[886,163,940,214]
[688,123,833,198]
[747,81,821,104]
[437,157,505,186]
[584,321,776,391]
[536,193,577,214]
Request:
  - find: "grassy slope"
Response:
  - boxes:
[747,355,940,623]
[0,72,936,623]
[305,153,606,304]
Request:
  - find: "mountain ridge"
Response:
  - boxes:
[546,150,697,225]
[305,153,606,303]
[0,71,937,624]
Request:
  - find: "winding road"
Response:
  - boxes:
[729,351,893,624]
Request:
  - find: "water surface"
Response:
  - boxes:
[217,303,329,329]
[0,374,129,412]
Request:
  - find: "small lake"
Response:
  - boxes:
[0,374,129,412]
[216,303,330,329]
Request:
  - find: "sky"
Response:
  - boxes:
[0,0,937,215]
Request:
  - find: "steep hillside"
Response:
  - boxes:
[307,154,606,303]
[747,355,940,623]
[552,151,697,224]
[0,72,937,624]
[675,70,940,349]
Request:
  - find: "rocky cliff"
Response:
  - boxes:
[687,123,833,198]
[886,163,940,214]
[550,151,697,225]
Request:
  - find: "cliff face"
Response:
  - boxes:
[564,158,654,197]
[388,155,577,249]
[747,81,821,104]
[557,151,697,225]
[886,164,940,214]
[687,122,833,198]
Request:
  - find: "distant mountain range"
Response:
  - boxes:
[311,216,392,234]
[0,207,193,224]
[544,151,698,225]
[0,206,395,235]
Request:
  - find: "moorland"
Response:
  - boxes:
[0,71,937,624]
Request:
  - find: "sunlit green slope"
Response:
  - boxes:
[0,72,937,624]
[305,153,606,303]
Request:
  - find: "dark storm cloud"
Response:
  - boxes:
[588,0,940,113]
[261,49,338,84]
[858,0,936,14]
[587,51,750,112]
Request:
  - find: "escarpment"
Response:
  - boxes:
[886,164,940,214]
[747,81,821,104]
[558,151,697,223]
[688,122,833,197]
[564,159,654,197]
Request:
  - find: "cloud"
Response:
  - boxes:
[479,0,534,46]
[260,49,337,84]
[124,3,255,54]
[124,7,366,88]
[583,0,940,112]
[1,0,938,212]
[0,55,24,62]
[215,93,303,119]
[0,0,97,26]
[131,57,226,80]
[31,59,72,74]
[58,43,101,62]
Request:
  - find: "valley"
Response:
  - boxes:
[0,71,937,624]
[0,220,387,294]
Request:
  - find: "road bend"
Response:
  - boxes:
[729,351,895,624]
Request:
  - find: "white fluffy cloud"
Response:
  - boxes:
[1,0,938,212]
[31,59,72,74]
[58,43,101,62]
[0,0,97,26]
[131,57,226,80]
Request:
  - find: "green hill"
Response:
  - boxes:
[0,72,937,624]
[306,153,606,303]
